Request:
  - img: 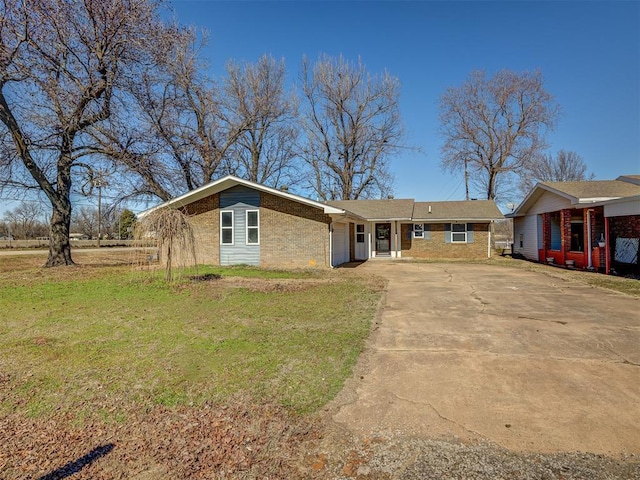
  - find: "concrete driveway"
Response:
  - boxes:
[332,262,640,455]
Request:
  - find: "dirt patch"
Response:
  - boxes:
[188,273,223,282]
[221,276,341,293]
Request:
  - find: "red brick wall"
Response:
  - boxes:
[400,223,490,259]
[260,192,332,268]
[610,215,640,239]
[609,215,640,274]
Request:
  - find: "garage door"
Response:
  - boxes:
[332,223,349,266]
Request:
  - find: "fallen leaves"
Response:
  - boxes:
[0,399,320,479]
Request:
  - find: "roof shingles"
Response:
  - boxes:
[326,199,415,220]
[541,180,640,201]
[327,198,503,221]
[413,200,503,221]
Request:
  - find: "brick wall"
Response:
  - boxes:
[400,223,490,259]
[609,215,640,274]
[610,215,640,239]
[181,194,219,265]
[260,192,332,268]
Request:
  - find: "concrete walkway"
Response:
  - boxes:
[332,262,640,455]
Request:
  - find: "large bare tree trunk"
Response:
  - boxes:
[47,200,73,267]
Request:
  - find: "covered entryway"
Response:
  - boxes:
[375,223,391,256]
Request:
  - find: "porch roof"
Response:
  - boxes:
[540,180,640,202]
[412,200,503,222]
[326,199,415,220]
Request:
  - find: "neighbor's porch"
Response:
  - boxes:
[540,207,606,270]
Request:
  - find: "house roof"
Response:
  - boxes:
[539,180,640,201]
[510,175,640,217]
[412,200,504,222]
[141,175,504,223]
[139,175,346,217]
[326,199,416,220]
[617,174,640,185]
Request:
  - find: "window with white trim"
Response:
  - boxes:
[246,210,259,244]
[413,223,424,238]
[356,224,365,243]
[220,211,234,245]
[451,223,467,243]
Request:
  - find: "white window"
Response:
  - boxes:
[356,224,365,243]
[451,223,467,243]
[220,211,234,245]
[413,223,424,238]
[246,209,259,245]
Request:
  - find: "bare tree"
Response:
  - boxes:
[0,0,171,266]
[439,69,560,201]
[71,206,98,239]
[519,150,595,194]
[224,55,299,188]
[299,55,403,200]
[71,203,120,239]
[99,31,251,203]
[3,201,48,239]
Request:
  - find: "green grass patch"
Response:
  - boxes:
[0,262,381,421]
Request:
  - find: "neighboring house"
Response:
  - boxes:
[327,198,503,262]
[140,175,503,268]
[508,175,640,274]
[69,233,90,241]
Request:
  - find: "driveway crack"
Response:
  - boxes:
[391,392,486,440]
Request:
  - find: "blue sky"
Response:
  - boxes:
[168,0,639,204]
[1,0,638,218]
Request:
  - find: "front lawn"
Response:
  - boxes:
[0,258,382,420]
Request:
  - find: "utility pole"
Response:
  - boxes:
[94,172,107,248]
[82,169,109,247]
[464,157,470,201]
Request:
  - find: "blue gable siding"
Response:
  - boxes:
[220,186,261,266]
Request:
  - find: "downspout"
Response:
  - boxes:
[586,209,594,270]
[329,223,333,269]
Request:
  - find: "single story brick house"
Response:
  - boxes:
[141,175,503,268]
[508,175,640,274]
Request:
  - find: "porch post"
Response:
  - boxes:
[605,217,611,274]
[395,220,399,258]
[586,209,593,270]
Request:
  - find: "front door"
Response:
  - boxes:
[375,223,391,255]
